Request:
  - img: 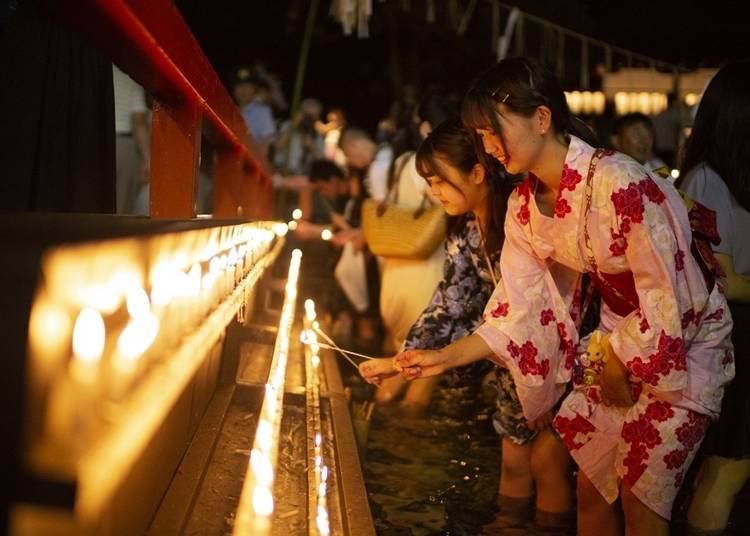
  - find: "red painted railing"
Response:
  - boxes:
[51,0,274,219]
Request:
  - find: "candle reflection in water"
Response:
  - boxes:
[233,249,302,535]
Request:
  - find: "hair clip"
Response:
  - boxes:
[490,88,510,103]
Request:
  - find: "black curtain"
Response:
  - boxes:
[0,0,115,212]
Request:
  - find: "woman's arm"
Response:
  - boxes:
[396,333,493,379]
[716,252,750,303]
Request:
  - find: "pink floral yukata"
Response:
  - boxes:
[475,135,734,519]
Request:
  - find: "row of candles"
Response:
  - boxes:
[27,222,286,470]
[234,249,302,535]
[303,299,332,536]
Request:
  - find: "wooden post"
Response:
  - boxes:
[149,98,202,218]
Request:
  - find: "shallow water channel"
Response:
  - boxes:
[351,376,502,535]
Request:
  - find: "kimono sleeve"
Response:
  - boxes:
[474,191,577,421]
[403,226,487,351]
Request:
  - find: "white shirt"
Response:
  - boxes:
[113,65,147,134]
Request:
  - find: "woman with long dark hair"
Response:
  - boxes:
[679,61,750,536]
[362,57,734,536]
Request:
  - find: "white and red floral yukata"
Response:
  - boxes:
[475,135,734,519]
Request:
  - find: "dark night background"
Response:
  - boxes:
[175,0,749,130]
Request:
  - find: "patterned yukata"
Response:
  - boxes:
[404,213,535,444]
[475,135,734,519]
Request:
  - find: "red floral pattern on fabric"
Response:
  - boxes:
[639,315,650,333]
[675,249,685,271]
[704,308,724,322]
[622,443,649,487]
[611,183,645,227]
[722,349,733,367]
[570,286,582,325]
[609,227,627,257]
[622,415,663,449]
[620,399,681,487]
[681,308,695,329]
[552,165,582,220]
[610,178,666,251]
[540,309,555,326]
[662,411,710,488]
[490,301,509,318]
[627,330,687,386]
[508,340,550,379]
[645,400,675,422]
[553,414,596,451]
[516,179,532,225]
[560,164,583,192]
[663,448,689,470]
[556,322,576,370]
[637,176,667,204]
[554,197,572,218]
[676,411,711,450]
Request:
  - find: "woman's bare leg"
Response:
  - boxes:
[620,484,668,536]
[530,430,574,513]
[577,471,622,536]
[687,455,750,531]
[499,437,534,498]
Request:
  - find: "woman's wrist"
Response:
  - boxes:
[437,346,457,370]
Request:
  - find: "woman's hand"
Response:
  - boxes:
[600,355,635,407]
[331,228,366,252]
[394,349,452,380]
[358,358,399,386]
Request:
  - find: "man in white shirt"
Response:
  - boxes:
[113,65,150,214]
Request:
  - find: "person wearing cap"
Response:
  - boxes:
[232,67,276,160]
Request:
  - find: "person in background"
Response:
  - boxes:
[112,65,150,214]
[232,66,276,161]
[296,159,349,235]
[610,112,668,176]
[373,106,447,410]
[340,127,393,201]
[293,159,351,322]
[679,61,750,536]
[332,128,392,353]
[274,97,324,175]
[315,107,348,168]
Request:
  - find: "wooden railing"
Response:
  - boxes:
[51,0,274,219]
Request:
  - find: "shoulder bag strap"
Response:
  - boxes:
[377,151,414,216]
[583,148,638,310]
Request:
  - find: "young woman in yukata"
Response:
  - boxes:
[364,118,577,535]
[360,57,734,536]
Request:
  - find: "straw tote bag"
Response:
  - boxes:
[361,154,446,260]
